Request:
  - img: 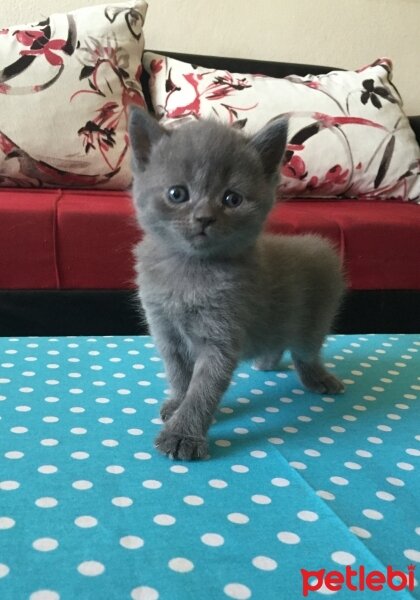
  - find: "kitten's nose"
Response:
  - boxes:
[195,215,216,230]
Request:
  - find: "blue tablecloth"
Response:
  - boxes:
[0,334,419,599]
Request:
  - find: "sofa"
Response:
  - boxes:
[1,51,419,336]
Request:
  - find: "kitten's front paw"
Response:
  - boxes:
[304,372,345,395]
[160,398,182,422]
[155,428,208,460]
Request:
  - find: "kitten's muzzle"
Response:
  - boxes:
[195,215,216,232]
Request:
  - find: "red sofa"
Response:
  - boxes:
[1,53,419,335]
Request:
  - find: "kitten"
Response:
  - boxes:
[129,107,345,460]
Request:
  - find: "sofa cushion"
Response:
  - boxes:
[143,52,420,202]
[1,189,419,291]
[0,1,147,190]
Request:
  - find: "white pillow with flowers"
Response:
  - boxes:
[143,52,420,202]
[0,1,147,189]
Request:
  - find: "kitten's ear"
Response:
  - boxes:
[249,117,289,177]
[129,106,169,170]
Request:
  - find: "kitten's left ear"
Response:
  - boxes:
[249,117,289,177]
[129,105,169,171]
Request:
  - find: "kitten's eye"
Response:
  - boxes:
[222,190,243,208]
[167,186,189,204]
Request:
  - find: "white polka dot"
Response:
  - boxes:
[250,450,267,458]
[230,464,249,474]
[153,514,175,526]
[397,462,414,471]
[251,494,271,504]
[331,426,345,433]
[404,549,420,562]
[362,509,384,520]
[71,451,89,460]
[184,495,204,506]
[32,538,59,552]
[134,452,152,461]
[233,428,248,435]
[38,465,58,474]
[11,426,28,434]
[35,497,58,508]
[77,561,105,576]
[70,427,87,435]
[40,438,59,446]
[224,583,252,599]
[201,533,224,546]
[0,480,20,490]
[250,389,263,395]
[267,437,284,445]
[131,586,159,600]
[168,557,194,573]
[30,591,60,600]
[120,536,144,549]
[297,511,319,522]
[128,428,143,436]
[349,526,371,539]
[16,406,31,412]
[106,465,125,475]
[265,406,279,413]
[215,439,231,447]
[102,439,119,447]
[330,476,349,486]
[406,448,420,457]
[386,477,405,487]
[72,480,93,490]
[227,513,249,524]
[289,461,307,470]
[319,437,334,444]
[367,437,383,444]
[75,516,98,528]
[209,479,228,489]
[122,407,137,414]
[170,465,188,473]
[331,551,356,565]
[0,517,15,529]
[112,497,133,507]
[143,480,162,489]
[5,451,24,459]
[252,556,278,571]
[376,491,395,501]
[345,462,362,470]
[0,564,9,578]
[283,426,298,433]
[277,531,300,544]
[303,449,320,458]
[271,477,290,487]
[356,450,372,458]
[251,417,265,423]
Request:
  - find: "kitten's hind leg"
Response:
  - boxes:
[292,350,344,395]
[253,350,284,371]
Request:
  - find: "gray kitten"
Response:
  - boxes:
[129,107,345,460]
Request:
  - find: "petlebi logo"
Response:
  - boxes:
[301,564,416,596]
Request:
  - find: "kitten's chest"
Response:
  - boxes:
[136,243,234,316]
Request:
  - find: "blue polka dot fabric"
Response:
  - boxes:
[0,334,419,600]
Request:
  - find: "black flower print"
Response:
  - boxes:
[360,79,397,109]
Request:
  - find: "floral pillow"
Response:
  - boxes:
[0,1,147,189]
[143,52,420,202]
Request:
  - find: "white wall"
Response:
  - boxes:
[1,0,419,114]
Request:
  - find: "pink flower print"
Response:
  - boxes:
[150,59,163,75]
[21,39,67,67]
[282,155,307,180]
[325,164,349,185]
[14,29,44,46]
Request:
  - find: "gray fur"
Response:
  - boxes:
[129,107,345,460]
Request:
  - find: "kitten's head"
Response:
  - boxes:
[129,108,288,257]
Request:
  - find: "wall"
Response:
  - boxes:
[1,0,419,114]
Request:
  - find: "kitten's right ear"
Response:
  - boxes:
[129,106,169,170]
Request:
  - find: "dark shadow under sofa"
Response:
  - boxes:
[1,52,419,336]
